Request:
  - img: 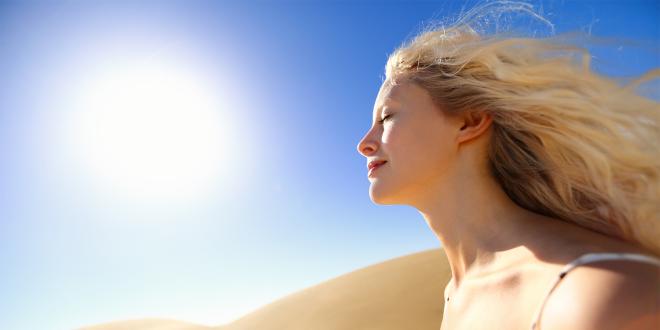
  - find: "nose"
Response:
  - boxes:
[357,127,378,157]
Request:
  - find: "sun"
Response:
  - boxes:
[65,58,238,203]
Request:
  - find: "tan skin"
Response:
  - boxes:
[357,80,659,330]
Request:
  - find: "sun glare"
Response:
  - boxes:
[65,58,239,203]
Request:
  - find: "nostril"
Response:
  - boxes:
[358,141,370,155]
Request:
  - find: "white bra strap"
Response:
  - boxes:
[530,253,660,330]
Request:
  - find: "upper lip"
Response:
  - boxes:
[367,160,387,170]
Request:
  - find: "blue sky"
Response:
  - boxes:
[0,1,657,329]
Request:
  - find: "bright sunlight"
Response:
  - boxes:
[65,57,237,203]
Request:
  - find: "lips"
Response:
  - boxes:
[367,160,387,171]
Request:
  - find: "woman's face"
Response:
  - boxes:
[357,80,462,205]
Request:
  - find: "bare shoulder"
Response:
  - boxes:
[539,258,660,330]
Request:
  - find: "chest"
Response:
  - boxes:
[440,272,553,330]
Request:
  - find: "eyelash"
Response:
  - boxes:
[378,114,391,124]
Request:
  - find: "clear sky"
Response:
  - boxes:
[0,0,657,329]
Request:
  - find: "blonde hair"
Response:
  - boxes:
[385,14,660,255]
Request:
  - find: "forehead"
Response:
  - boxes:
[373,80,425,113]
[374,81,402,111]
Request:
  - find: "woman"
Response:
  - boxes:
[356,9,660,330]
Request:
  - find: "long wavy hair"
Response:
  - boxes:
[384,7,660,255]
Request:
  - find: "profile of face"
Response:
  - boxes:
[357,80,464,206]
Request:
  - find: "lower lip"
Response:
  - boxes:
[368,163,386,177]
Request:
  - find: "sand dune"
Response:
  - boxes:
[81,248,451,330]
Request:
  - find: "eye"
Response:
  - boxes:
[377,114,392,124]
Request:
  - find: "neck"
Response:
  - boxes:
[411,156,536,288]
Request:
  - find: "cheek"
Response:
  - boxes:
[387,123,454,174]
[381,125,395,144]
[381,126,411,163]
[382,126,421,169]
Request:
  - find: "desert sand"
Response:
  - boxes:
[81,248,451,330]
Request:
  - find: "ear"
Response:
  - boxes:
[456,111,493,144]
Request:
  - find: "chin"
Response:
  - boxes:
[369,184,398,205]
